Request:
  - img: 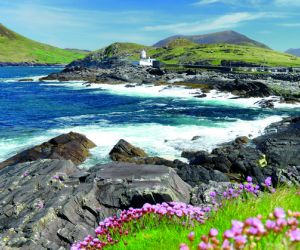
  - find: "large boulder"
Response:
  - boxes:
[0,132,96,169]
[90,162,192,208]
[109,139,148,162]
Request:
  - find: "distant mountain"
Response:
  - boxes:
[0,23,86,64]
[154,30,270,49]
[285,48,300,57]
[65,48,91,54]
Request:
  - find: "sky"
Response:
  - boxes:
[0,0,300,51]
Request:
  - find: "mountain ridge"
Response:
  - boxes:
[286,48,300,57]
[154,30,270,49]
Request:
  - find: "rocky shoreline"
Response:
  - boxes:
[41,57,300,103]
[0,116,299,249]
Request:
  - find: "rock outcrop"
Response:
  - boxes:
[0,159,191,249]
[0,132,96,170]
[254,116,300,168]
[109,139,148,162]
[182,117,300,186]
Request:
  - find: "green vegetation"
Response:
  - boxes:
[93,39,300,67]
[108,187,300,250]
[0,24,86,64]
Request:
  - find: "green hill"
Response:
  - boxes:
[0,24,86,64]
[84,40,300,67]
[147,40,300,67]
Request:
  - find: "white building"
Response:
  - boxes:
[139,49,160,68]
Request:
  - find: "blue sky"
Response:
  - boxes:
[0,0,300,51]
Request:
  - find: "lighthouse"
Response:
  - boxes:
[140,49,147,59]
[139,49,160,68]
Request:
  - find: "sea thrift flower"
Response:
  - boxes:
[180,243,190,250]
[209,228,218,237]
[188,232,195,241]
[266,220,276,230]
[264,177,272,187]
[210,191,216,198]
[274,208,286,219]
[246,176,252,182]
[289,228,300,242]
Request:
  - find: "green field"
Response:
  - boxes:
[0,24,86,64]
[108,187,300,250]
[94,39,300,67]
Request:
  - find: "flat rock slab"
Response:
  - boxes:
[91,163,192,208]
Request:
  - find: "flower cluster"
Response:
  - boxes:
[210,176,274,209]
[182,207,300,250]
[72,202,210,250]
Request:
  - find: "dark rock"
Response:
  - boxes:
[194,94,207,98]
[215,80,272,98]
[254,117,300,168]
[176,163,229,187]
[90,163,191,208]
[192,136,202,141]
[235,136,249,144]
[109,139,148,162]
[18,78,34,82]
[0,132,96,170]
[255,99,275,108]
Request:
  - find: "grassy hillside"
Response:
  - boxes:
[147,39,300,67]
[0,24,86,64]
[84,40,300,67]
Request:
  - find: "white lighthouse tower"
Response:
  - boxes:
[139,49,160,68]
[140,49,147,60]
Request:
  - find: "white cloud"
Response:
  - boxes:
[144,12,265,34]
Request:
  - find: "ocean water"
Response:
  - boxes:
[1,66,300,167]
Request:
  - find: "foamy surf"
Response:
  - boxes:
[0,115,283,168]
[41,81,300,109]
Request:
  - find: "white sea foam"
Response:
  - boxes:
[1,75,48,83]
[0,115,283,168]
[41,81,300,109]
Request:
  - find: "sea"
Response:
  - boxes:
[1,66,299,167]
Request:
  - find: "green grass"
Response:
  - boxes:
[93,39,300,67]
[108,187,300,250]
[0,24,86,64]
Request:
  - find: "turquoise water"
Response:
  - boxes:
[0,66,299,166]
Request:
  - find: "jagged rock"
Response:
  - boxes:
[255,99,275,108]
[0,159,192,249]
[176,163,230,187]
[0,159,101,250]
[254,117,300,168]
[0,132,96,169]
[235,136,249,144]
[109,139,148,162]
